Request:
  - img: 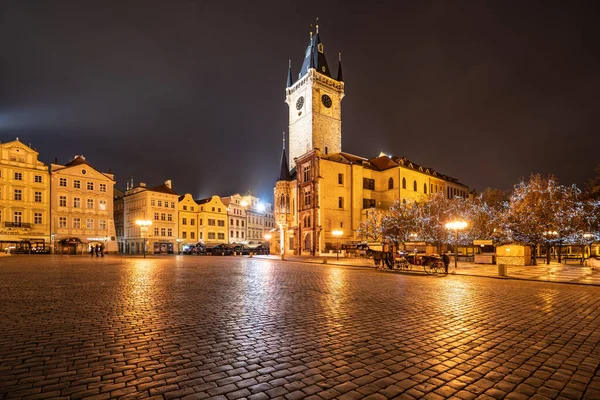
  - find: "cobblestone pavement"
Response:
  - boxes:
[1,255,600,400]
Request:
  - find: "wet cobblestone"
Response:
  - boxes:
[1,255,599,399]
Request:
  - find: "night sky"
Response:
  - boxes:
[1,1,599,202]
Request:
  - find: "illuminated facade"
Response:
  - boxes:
[196,195,228,244]
[50,155,117,254]
[241,195,274,243]
[177,193,199,249]
[0,139,51,252]
[274,28,470,255]
[117,180,179,254]
[222,194,246,243]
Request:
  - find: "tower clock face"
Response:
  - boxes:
[321,94,332,108]
[296,96,304,110]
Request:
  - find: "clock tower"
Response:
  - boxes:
[285,26,344,170]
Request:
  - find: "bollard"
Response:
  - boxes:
[498,264,507,277]
[281,253,286,260]
[249,252,253,258]
[323,257,328,264]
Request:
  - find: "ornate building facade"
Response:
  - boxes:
[0,139,50,252]
[274,27,470,256]
[117,180,179,254]
[50,155,117,254]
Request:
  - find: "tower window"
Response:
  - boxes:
[424,183,428,194]
[338,197,344,209]
[413,180,417,192]
[402,177,406,189]
[338,174,344,185]
[363,178,375,190]
[388,177,394,190]
[303,165,311,182]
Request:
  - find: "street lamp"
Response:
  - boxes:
[445,221,468,272]
[264,233,272,255]
[584,233,594,259]
[176,238,181,255]
[544,231,558,263]
[332,230,343,261]
[136,220,152,258]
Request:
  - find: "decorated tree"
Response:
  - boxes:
[469,188,508,243]
[380,200,419,250]
[357,208,383,244]
[501,174,580,265]
[414,193,453,253]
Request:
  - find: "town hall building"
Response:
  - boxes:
[274,26,470,256]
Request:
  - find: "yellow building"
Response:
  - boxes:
[178,193,199,251]
[118,180,179,254]
[274,29,469,255]
[196,195,228,244]
[50,155,117,254]
[0,139,50,252]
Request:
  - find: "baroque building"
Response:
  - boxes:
[116,179,179,254]
[50,155,117,254]
[222,194,247,243]
[0,139,50,252]
[274,27,469,256]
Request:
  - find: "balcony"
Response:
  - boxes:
[3,222,32,229]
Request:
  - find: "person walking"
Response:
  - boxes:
[90,245,95,258]
[99,244,104,257]
[442,251,450,274]
[94,244,99,257]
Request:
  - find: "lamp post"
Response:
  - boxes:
[332,230,343,261]
[136,220,152,258]
[176,238,181,255]
[264,233,272,255]
[544,230,558,263]
[584,233,594,260]
[445,221,468,272]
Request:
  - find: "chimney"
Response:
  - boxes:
[165,180,172,189]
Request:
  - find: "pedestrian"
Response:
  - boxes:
[95,244,100,257]
[90,245,95,258]
[442,251,450,274]
[99,244,104,257]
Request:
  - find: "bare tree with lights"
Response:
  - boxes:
[501,174,579,265]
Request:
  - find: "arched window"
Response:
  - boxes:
[413,180,417,191]
[285,194,290,213]
[402,177,406,189]
[388,177,394,190]
[424,183,427,194]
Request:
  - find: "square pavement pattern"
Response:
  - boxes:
[0,256,599,399]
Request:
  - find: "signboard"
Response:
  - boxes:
[473,240,493,246]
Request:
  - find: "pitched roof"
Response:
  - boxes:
[64,155,91,167]
[148,183,179,195]
[321,152,468,187]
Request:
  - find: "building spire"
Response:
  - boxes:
[278,132,291,182]
[337,53,344,82]
[286,59,293,88]
[298,21,331,78]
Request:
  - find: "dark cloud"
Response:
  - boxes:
[1,0,599,200]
